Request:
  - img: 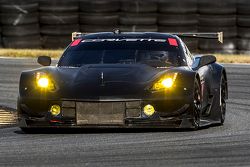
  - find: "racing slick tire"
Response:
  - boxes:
[158,0,197,14]
[80,13,119,25]
[198,15,236,27]
[41,25,80,36]
[237,0,250,15]
[39,0,79,13]
[119,25,158,32]
[237,15,250,27]
[198,0,236,15]
[119,13,157,25]
[0,3,38,13]
[0,0,37,5]
[237,38,250,51]
[121,0,157,13]
[80,25,117,33]
[40,13,79,25]
[219,74,227,125]
[2,24,40,36]
[0,13,39,25]
[2,35,41,48]
[158,14,198,26]
[238,27,250,38]
[191,78,202,130]
[79,0,120,13]
[158,26,197,33]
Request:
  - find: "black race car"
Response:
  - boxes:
[18,31,228,131]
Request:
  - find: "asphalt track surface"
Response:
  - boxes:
[0,58,250,167]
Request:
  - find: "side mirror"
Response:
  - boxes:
[192,55,216,70]
[37,56,51,66]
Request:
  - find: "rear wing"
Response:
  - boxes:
[174,32,223,43]
[72,31,223,43]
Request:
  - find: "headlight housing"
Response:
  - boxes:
[36,72,56,91]
[151,73,178,91]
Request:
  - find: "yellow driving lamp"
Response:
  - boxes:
[36,72,56,91]
[37,77,49,88]
[152,73,178,91]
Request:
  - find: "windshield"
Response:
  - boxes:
[58,40,184,67]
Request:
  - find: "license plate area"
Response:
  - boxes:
[76,102,125,125]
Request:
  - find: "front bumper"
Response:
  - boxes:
[18,97,195,129]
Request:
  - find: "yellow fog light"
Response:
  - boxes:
[37,77,49,88]
[143,104,155,116]
[50,105,61,116]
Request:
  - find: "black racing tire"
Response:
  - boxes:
[237,0,250,15]
[121,0,157,13]
[80,25,118,33]
[0,3,38,13]
[40,13,79,25]
[191,78,202,130]
[2,35,41,48]
[0,0,37,5]
[41,25,80,36]
[198,0,236,14]
[79,0,120,13]
[199,38,237,53]
[158,14,198,26]
[237,38,250,51]
[219,74,227,125]
[158,0,197,14]
[198,15,236,27]
[80,13,119,25]
[238,27,250,38]
[42,35,71,49]
[237,15,250,27]
[119,13,157,25]
[158,26,197,33]
[2,24,40,36]
[198,26,237,38]
[39,0,79,12]
[119,25,158,32]
[0,13,38,25]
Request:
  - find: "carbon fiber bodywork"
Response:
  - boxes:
[18,32,228,130]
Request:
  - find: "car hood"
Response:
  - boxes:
[54,64,168,99]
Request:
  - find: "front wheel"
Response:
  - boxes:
[219,75,227,125]
[191,79,202,130]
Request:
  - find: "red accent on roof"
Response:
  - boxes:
[71,39,81,46]
[168,38,178,46]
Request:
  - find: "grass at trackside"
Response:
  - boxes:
[215,54,250,64]
[0,49,250,64]
[0,49,63,59]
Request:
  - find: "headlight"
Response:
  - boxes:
[151,73,178,91]
[36,72,56,91]
[37,77,49,88]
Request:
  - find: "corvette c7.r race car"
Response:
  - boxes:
[18,31,228,132]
